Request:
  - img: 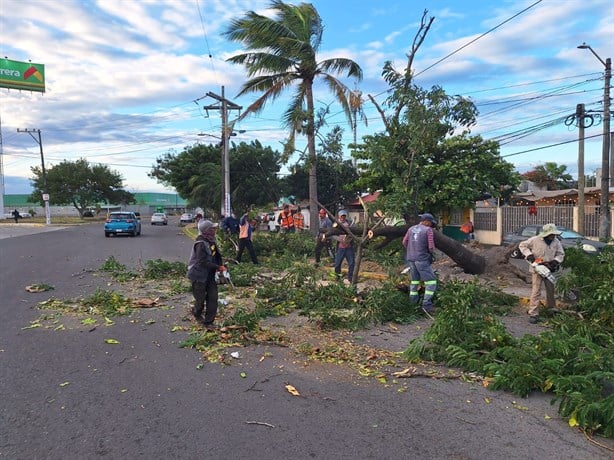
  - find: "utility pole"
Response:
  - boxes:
[203,87,242,218]
[578,43,611,240]
[576,104,586,234]
[17,128,51,224]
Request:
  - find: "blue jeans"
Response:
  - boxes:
[335,246,355,281]
[407,260,437,310]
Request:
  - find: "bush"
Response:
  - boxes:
[403,251,614,437]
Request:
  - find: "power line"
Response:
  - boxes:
[414,0,543,78]
[501,133,602,158]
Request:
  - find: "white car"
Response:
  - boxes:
[150,213,168,225]
[180,213,194,224]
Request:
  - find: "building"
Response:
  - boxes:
[1,192,187,218]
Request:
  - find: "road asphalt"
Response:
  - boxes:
[1,221,611,459]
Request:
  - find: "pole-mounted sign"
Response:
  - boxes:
[0,58,45,93]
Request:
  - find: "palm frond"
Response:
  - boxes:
[318,58,363,80]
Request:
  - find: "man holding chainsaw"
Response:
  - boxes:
[187,219,226,329]
[518,223,565,324]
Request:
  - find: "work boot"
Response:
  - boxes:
[192,307,206,325]
[528,316,542,324]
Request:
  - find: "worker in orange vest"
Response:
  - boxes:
[277,204,295,233]
[293,206,305,232]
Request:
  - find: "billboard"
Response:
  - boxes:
[0,58,45,92]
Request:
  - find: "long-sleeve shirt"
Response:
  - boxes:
[239,215,252,239]
[518,236,564,273]
[187,235,223,283]
[403,223,435,262]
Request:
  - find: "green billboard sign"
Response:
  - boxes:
[0,58,45,92]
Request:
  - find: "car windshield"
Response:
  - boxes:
[560,230,583,239]
[520,227,538,237]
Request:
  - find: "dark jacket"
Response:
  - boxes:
[187,235,223,283]
[222,216,239,234]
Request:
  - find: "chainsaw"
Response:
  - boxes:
[529,258,556,285]
[215,269,235,288]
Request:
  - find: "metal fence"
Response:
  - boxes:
[501,206,573,235]
[474,207,497,231]
[583,205,601,237]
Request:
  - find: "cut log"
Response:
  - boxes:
[321,224,486,275]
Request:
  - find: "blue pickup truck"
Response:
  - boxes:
[104,212,141,237]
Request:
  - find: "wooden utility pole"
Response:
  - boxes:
[576,104,586,234]
[16,128,51,224]
[203,87,242,218]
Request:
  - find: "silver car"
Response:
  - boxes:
[150,213,168,225]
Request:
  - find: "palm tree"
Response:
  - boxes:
[223,0,363,234]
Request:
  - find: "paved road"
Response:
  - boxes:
[0,221,609,459]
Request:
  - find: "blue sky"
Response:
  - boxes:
[1,0,612,195]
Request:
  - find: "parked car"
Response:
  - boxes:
[180,213,194,224]
[104,212,141,237]
[503,224,606,258]
[150,212,168,225]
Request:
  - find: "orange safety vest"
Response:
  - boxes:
[239,221,250,238]
[293,212,304,230]
[279,210,294,229]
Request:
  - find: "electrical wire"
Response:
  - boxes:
[414,0,544,78]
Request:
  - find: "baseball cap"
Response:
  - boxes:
[419,213,436,223]
[338,210,348,217]
[198,219,219,233]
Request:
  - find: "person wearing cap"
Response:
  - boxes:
[333,210,355,283]
[402,213,438,316]
[315,209,333,266]
[519,223,565,323]
[186,219,226,329]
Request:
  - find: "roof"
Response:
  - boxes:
[348,191,381,206]
[513,186,612,201]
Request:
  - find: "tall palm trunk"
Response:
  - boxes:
[305,81,319,236]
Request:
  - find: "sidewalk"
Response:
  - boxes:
[0,223,67,240]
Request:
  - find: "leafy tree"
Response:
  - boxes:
[229,140,283,211]
[354,11,519,218]
[223,0,363,233]
[29,158,135,217]
[282,127,360,211]
[150,143,221,213]
[521,162,573,190]
[150,141,282,215]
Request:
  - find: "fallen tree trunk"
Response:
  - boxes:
[322,224,486,275]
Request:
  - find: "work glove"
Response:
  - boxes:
[525,254,535,263]
[546,260,560,272]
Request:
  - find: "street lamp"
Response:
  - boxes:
[578,43,611,240]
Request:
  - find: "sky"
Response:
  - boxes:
[1,0,613,196]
